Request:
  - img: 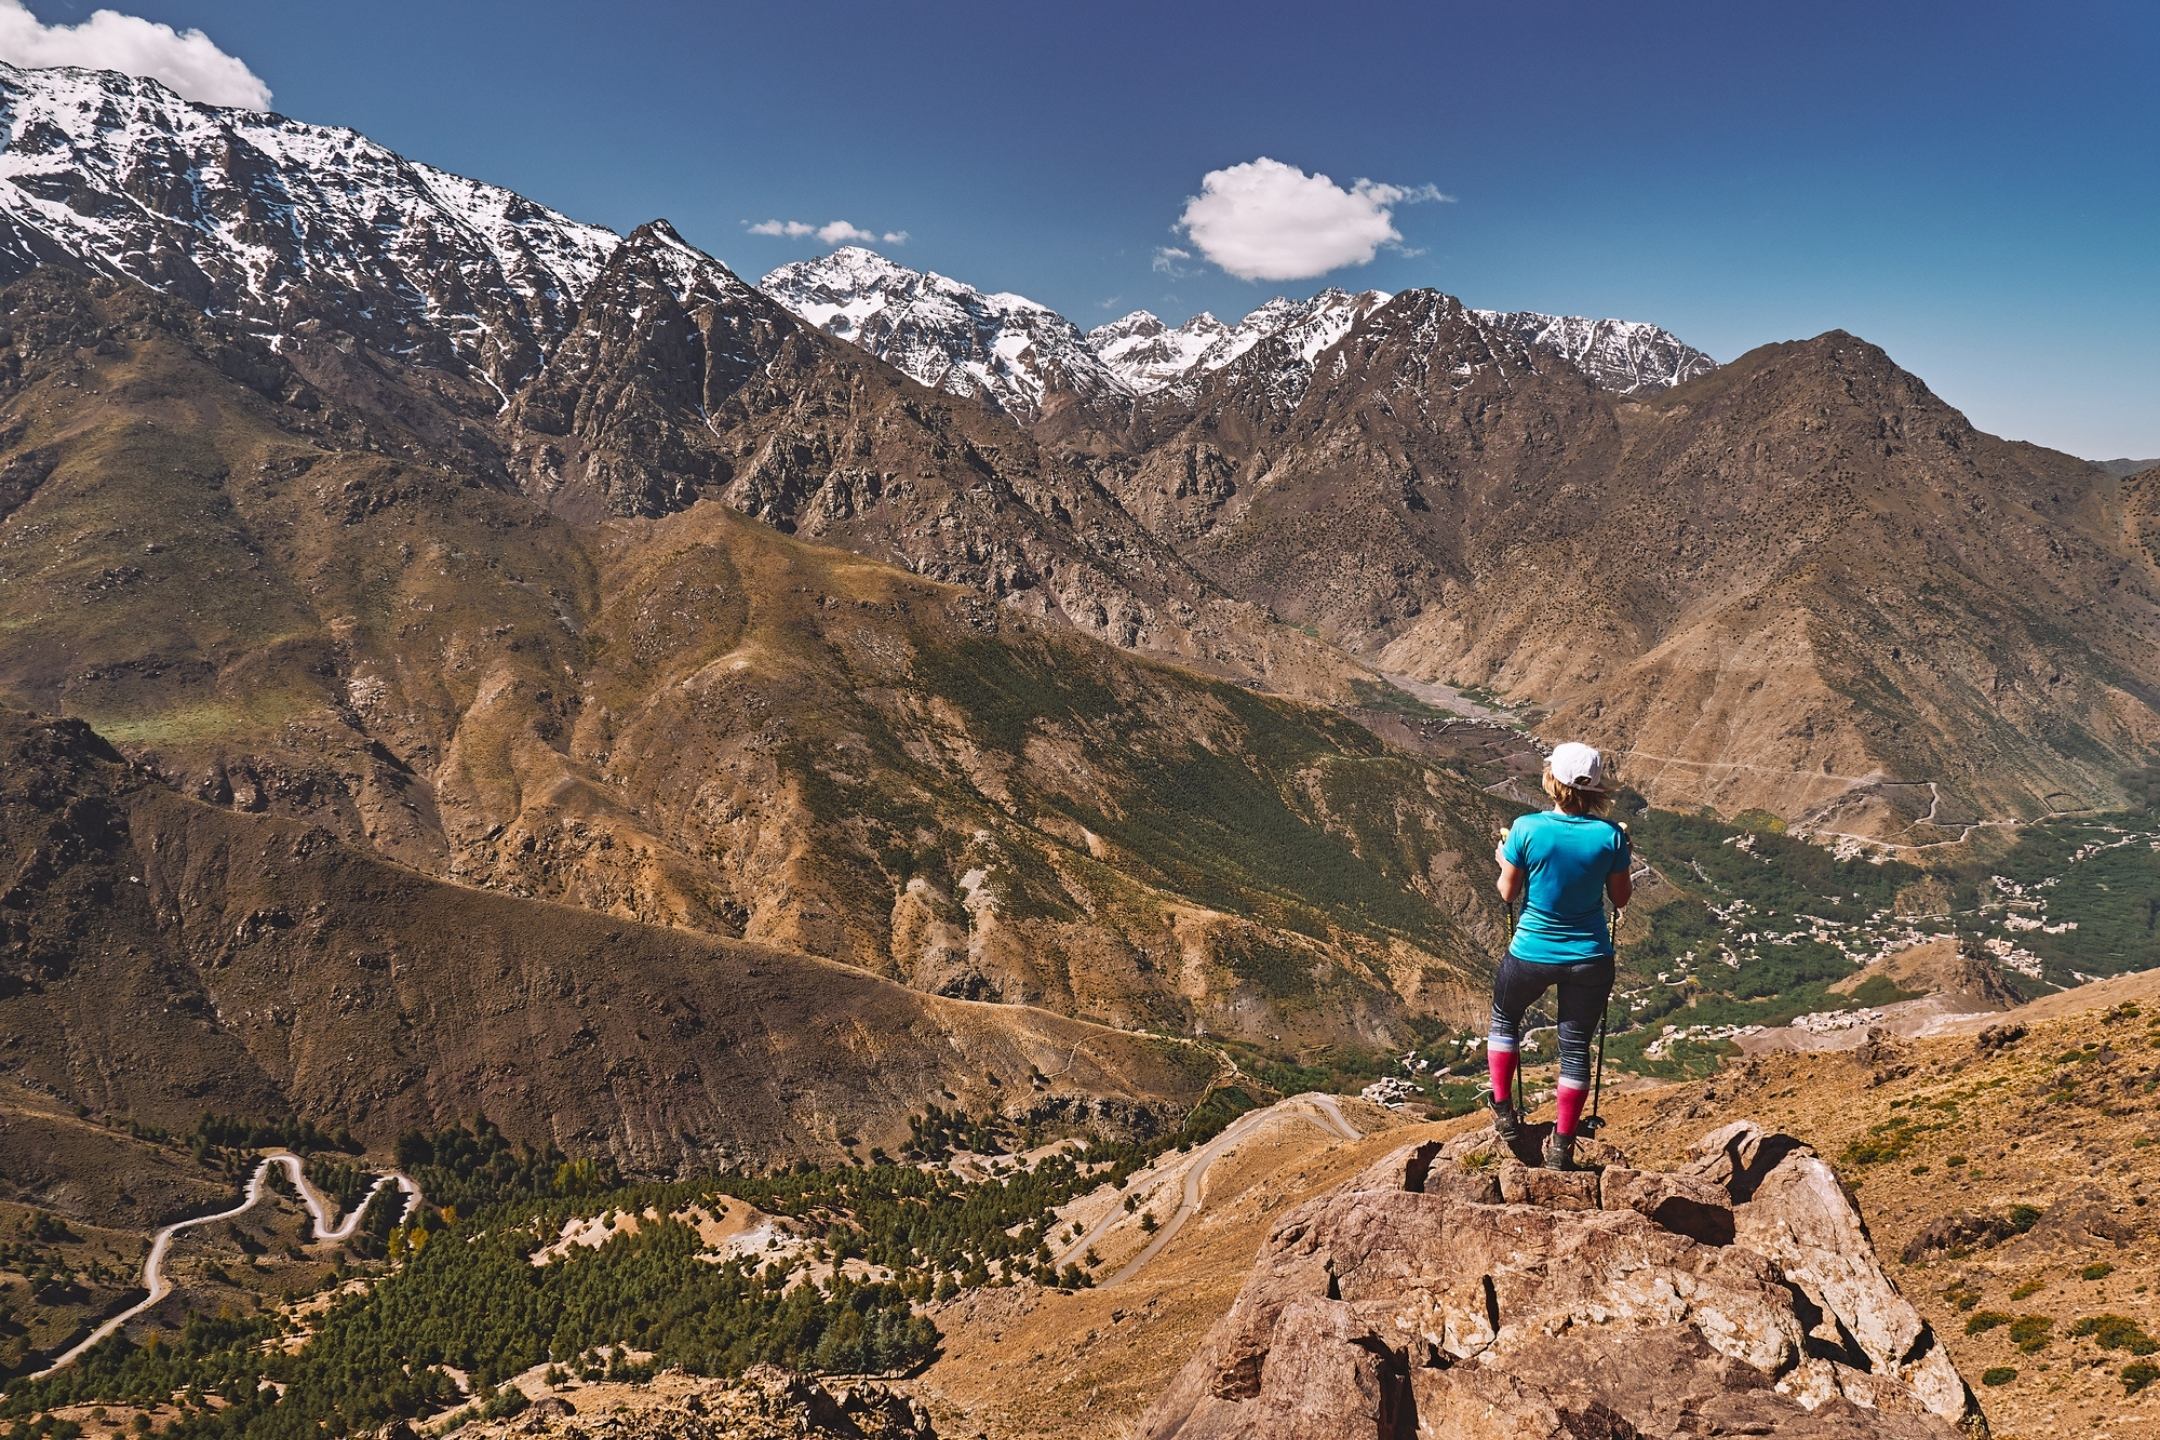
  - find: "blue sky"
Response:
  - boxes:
[15,0,2160,457]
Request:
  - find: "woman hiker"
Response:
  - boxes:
[1487,742,1632,1171]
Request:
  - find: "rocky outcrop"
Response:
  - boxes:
[1141,1120,1981,1439]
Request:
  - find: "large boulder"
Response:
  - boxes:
[1140,1120,1982,1439]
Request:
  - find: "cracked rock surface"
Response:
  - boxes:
[1139,1119,1981,1439]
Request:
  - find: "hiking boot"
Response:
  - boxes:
[1486,1091,1521,1141]
[1543,1132,1578,1171]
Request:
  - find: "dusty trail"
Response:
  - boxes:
[1616,749,1884,785]
[30,1152,420,1379]
[1796,811,2110,853]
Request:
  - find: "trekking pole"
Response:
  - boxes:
[1589,1006,1609,1136]
[1589,903,1623,1137]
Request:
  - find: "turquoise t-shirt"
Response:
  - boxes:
[1503,810,1630,964]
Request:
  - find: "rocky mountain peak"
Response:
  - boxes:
[1473,307,1717,394]
[760,246,1130,422]
[796,243,915,292]
[1681,329,1951,429]
[617,218,756,306]
[1249,287,1393,365]
[1088,308,1233,396]
[1088,307,1168,340]
[504,218,801,515]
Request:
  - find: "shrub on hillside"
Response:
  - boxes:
[2071,1315,2160,1355]
[2008,1315,2053,1353]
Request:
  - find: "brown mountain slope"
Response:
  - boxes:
[2120,464,2160,566]
[1111,294,2160,828]
[1117,292,1617,648]
[0,269,1509,1050]
[490,222,1355,697]
[0,709,1214,1169]
[1464,335,2160,829]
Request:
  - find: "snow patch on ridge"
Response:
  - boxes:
[1089,289,1391,400]
[1471,310,1715,394]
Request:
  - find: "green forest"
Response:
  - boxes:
[3,1091,1265,1440]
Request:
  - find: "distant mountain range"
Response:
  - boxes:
[2097,457,2160,477]
[763,250,1715,422]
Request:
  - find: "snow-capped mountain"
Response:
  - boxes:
[0,61,618,391]
[1090,289,1391,401]
[1085,310,1230,394]
[1471,311,1715,395]
[0,60,1714,426]
[1228,290,1395,374]
[760,247,1130,423]
[1094,290,1712,401]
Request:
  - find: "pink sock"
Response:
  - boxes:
[1554,1081,1588,1137]
[1487,1045,1518,1105]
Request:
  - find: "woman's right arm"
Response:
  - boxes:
[1606,868,1632,908]
[1494,825,1525,904]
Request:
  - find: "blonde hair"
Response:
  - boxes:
[1542,767,1613,817]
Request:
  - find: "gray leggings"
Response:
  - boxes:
[1488,952,1614,1087]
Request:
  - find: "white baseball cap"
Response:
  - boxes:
[1548,741,1604,788]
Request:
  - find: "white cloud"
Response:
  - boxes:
[1151,245,1193,276]
[1175,157,1450,282]
[746,218,906,246]
[0,0,270,108]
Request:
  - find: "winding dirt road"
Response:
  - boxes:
[31,1152,419,1379]
[1057,1093,1361,1287]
